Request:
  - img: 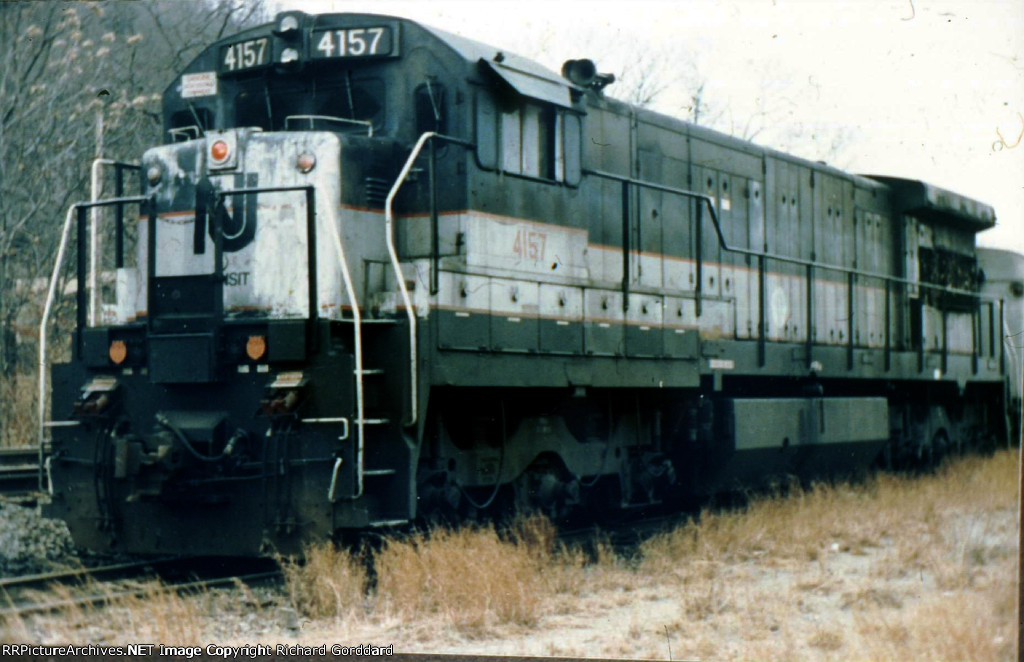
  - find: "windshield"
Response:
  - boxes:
[233,74,384,133]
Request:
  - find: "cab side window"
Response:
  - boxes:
[476,91,581,186]
[415,81,446,135]
[501,102,557,179]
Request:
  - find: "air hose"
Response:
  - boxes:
[155,413,245,463]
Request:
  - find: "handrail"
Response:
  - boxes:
[315,185,368,502]
[585,167,998,372]
[214,186,359,502]
[583,168,993,301]
[38,196,149,490]
[384,132,473,429]
[168,126,202,142]
[284,115,374,137]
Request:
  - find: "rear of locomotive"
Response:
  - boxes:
[977,247,1024,441]
[43,12,427,555]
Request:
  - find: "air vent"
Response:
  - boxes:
[364,176,389,207]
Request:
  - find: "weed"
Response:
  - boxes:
[0,374,37,448]
[373,525,544,631]
[283,542,368,619]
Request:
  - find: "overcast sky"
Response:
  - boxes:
[278,0,1024,252]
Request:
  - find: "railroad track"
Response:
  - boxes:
[0,447,45,496]
[0,556,281,618]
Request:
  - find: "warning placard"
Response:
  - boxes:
[181,71,218,99]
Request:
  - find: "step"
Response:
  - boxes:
[43,421,81,428]
[354,368,386,376]
[363,469,397,477]
[357,418,390,425]
[299,417,349,440]
[337,318,399,325]
[368,519,409,528]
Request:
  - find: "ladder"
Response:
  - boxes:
[325,133,440,502]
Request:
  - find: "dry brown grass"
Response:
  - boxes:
[640,448,1018,574]
[0,374,37,448]
[1,580,208,644]
[849,564,1016,661]
[283,542,368,620]
[373,524,545,631]
[3,450,1015,659]
[280,451,1018,659]
[280,514,611,634]
[632,448,1019,661]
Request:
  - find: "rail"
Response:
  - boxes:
[583,168,1002,373]
[0,448,45,496]
[383,131,474,430]
[38,196,151,490]
[0,557,280,618]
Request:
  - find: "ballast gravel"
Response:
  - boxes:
[0,500,76,576]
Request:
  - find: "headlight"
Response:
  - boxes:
[278,15,299,34]
[280,48,300,65]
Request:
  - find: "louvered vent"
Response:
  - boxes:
[364,176,389,208]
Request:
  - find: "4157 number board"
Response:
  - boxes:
[311,25,396,60]
[220,37,270,73]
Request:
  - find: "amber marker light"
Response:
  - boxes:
[210,139,230,163]
[297,152,316,173]
[109,340,127,365]
[246,335,267,361]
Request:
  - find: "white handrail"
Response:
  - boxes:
[384,131,439,428]
[325,201,368,502]
[38,196,146,489]
[37,204,78,485]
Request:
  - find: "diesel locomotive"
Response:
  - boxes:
[40,11,1012,556]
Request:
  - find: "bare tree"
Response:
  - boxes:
[612,48,681,109]
[606,47,852,166]
[0,1,266,446]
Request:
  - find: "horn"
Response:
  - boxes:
[561,59,598,87]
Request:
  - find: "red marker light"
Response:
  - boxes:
[210,140,229,163]
[297,153,316,173]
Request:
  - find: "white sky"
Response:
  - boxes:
[278,0,1024,252]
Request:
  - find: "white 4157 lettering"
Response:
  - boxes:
[316,27,386,57]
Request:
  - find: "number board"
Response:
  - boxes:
[219,37,271,73]
[311,25,396,60]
